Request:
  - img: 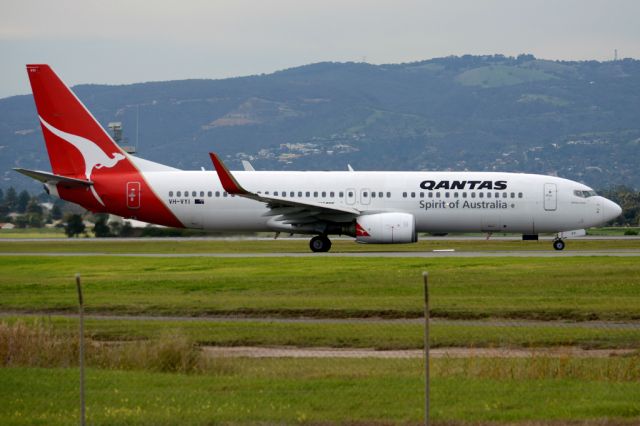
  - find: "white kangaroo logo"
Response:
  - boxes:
[40,117,126,206]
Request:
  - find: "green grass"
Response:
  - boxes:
[456,65,556,88]
[1,364,639,425]
[0,228,65,239]
[4,316,639,351]
[0,256,639,321]
[2,238,640,253]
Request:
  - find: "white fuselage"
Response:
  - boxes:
[141,170,618,234]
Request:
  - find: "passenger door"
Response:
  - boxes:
[544,183,557,211]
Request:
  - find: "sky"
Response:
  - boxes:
[1,0,639,98]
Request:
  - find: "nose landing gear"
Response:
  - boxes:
[310,235,332,252]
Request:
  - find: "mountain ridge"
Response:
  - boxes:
[2,54,639,191]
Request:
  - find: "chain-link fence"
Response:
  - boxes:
[1,255,640,425]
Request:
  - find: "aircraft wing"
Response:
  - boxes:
[14,168,93,187]
[209,153,360,226]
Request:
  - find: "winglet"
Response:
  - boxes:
[209,153,249,195]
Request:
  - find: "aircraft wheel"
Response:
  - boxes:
[310,235,332,252]
[553,239,565,251]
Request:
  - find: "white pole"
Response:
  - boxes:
[76,274,86,426]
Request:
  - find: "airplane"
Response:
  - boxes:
[15,64,622,252]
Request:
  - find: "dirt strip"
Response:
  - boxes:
[202,346,637,359]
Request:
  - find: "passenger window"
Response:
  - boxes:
[215,191,220,197]
[386,192,391,198]
[454,192,459,198]
[419,192,424,198]
[274,191,279,196]
[479,193,483,198]
[176,191,181,197]
[471,192,476,198]
[223,192,228,197]
[445,192,450,198]
[347,192,352,197]
[169,191,174,197]
[192,191,196,197]
[487,192,491,198]
[511,192,515,198]
[207,191,212,197]
[290,192,295,197]
[306,192,310,197]
[340,192,345,198]
[436,192,441,198]
[371,192,376,198]
[403,192,407,198]
[200,191,204,197]
[502,193,507,198]
[462,192,467,198]
[428,192,433,198]
[298,192,303,197]
[330,192,335,197]
[410,192,415,198]
[518,192,523,198]
[313,191,318,197]
[322,191,326,197]
[379,192,383,198]
[495,192,499,198]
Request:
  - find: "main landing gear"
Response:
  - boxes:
[310,235,332,253]
[552,238,565,251]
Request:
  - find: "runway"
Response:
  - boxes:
[2,250,640,257]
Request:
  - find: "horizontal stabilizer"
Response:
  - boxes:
[13,168,93,186]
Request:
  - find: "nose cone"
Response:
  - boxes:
[604,199,623,222]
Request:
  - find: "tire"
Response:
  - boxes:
[310,235,331,252]
[553,239,565,251]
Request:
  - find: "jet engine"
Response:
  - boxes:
[355,212,417,244]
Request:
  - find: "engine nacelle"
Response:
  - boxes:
[356,212,417,244]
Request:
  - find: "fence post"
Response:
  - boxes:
[422,271,430,426]
[76,273,86,426]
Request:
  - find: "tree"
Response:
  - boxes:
[17,190,30,213]
[50,204,63,221]
[4,187,17,212]
[93,214,112,237]
[64,214,85,238]
[14,215,29,228]
[28,213,43,228]
[26,197,43,215]
[120,221,134,237]
[109,221,122,236]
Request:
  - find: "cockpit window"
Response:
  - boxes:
[574,189,597,198]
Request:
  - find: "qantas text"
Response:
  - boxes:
[419,180,507,190]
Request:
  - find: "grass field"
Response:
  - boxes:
[1,255,639,321]
[1,240,639,424]
[0,228,66,239]
[1,364,639,425]
[2,316,639,351]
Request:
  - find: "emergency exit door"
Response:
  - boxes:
[544,183,557,211]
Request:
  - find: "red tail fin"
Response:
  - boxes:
[26,64,129,180]
[25,65,183,228]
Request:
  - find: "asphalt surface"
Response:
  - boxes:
[2,250,640,257]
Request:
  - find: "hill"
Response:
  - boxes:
[2,54,640,191]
